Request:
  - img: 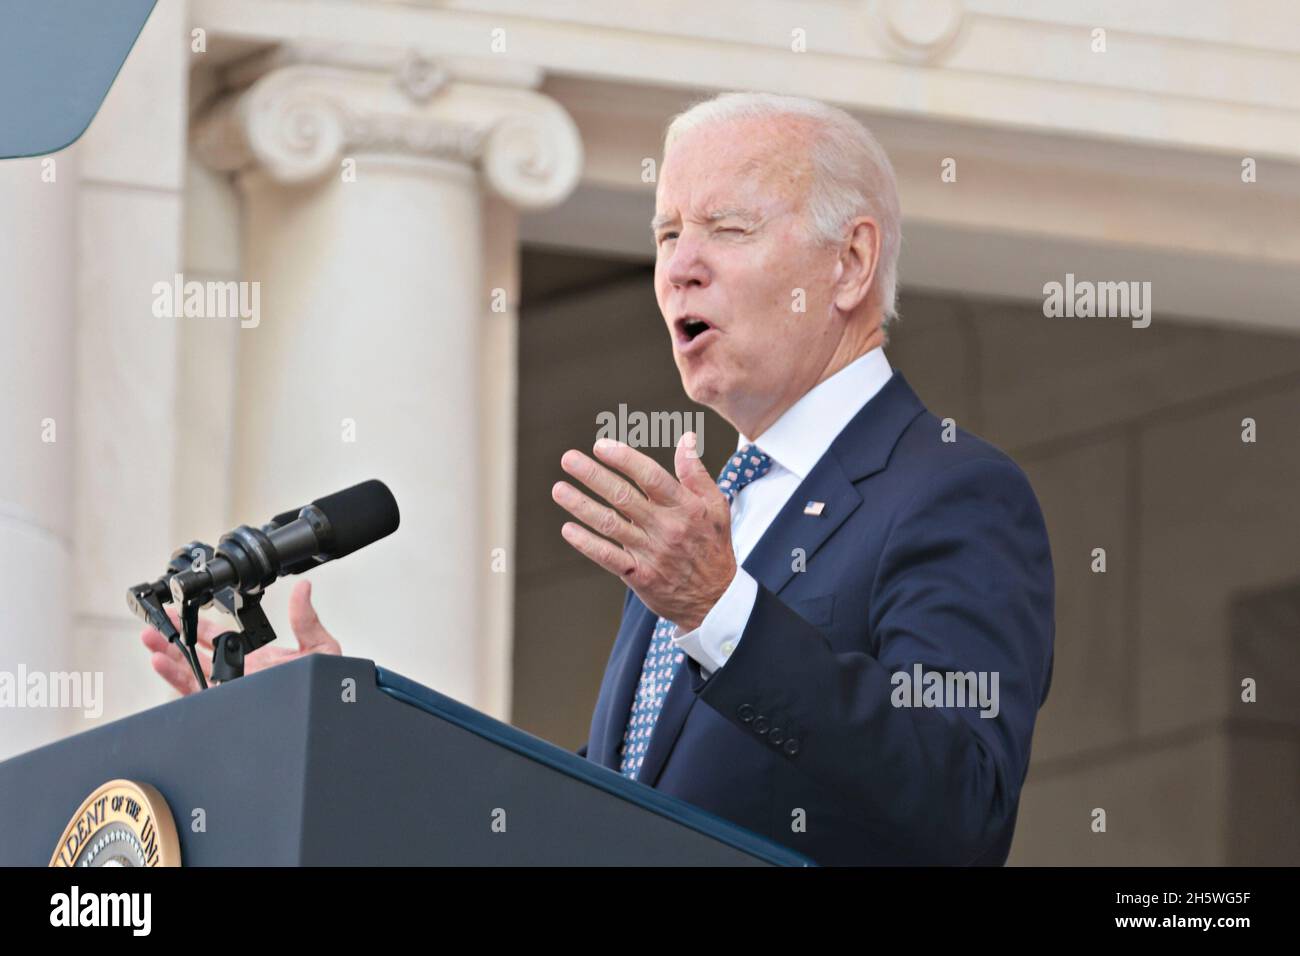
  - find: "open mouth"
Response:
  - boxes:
[674,315,715,348]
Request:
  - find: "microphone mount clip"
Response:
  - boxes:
[209,588,278,683]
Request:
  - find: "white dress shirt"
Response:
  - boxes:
[672,346,894,678]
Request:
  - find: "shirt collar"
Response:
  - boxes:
[737,347,893,482]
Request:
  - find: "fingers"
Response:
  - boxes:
[140,626,172,655]
[673,432,716,498]
[160,606,217,649]
[286,580,340,653]
[551,480,650,550]
[591,438,684,506]
[149,651,198,695]
[560,521,637,578]
[242,645,307,677]
[560,449,651,523]
[142,607,217,697]
[142,629,204,695]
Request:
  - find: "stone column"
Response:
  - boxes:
[0,152,78,758]
[193,47,581,714]
[0,0,190,755]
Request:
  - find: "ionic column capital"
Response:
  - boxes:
[193,44,583,209]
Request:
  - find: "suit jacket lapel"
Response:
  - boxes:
[741,453,861,595]
[590,599,655,770]
[740,371,925,592]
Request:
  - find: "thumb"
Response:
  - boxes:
[287,579,338,652]
[674,432,716,498]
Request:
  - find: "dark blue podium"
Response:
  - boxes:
[0,654,811,866]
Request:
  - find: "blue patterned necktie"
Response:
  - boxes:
[618,443,774,779]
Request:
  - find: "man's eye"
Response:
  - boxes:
[658,232,678,244]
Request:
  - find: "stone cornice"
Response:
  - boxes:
[191,0,1300,162]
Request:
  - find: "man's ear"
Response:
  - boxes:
[833,217,880,314]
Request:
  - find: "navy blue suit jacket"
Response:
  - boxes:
[577,370,1055,865]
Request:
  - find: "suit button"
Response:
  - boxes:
[737,704,755,723]
[768,727,785,746]
[753,716,770,734]
[783,737,800,756]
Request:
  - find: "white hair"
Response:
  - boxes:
[664,92,902,331]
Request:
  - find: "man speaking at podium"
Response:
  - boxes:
[142,92,1055,867]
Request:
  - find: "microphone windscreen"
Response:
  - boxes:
[311,479,401,558]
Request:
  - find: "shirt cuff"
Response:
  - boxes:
[670,568,759,676]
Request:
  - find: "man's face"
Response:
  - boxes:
[652,116,844,434]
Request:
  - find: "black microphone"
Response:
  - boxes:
[169,479,400,604]
[265,506,320,576]
[125,541,218,642]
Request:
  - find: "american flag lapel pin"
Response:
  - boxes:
[803,500,825,516]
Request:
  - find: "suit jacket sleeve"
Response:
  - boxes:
[694,456,1055,865]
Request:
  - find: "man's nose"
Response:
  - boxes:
[664,232,710,288]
